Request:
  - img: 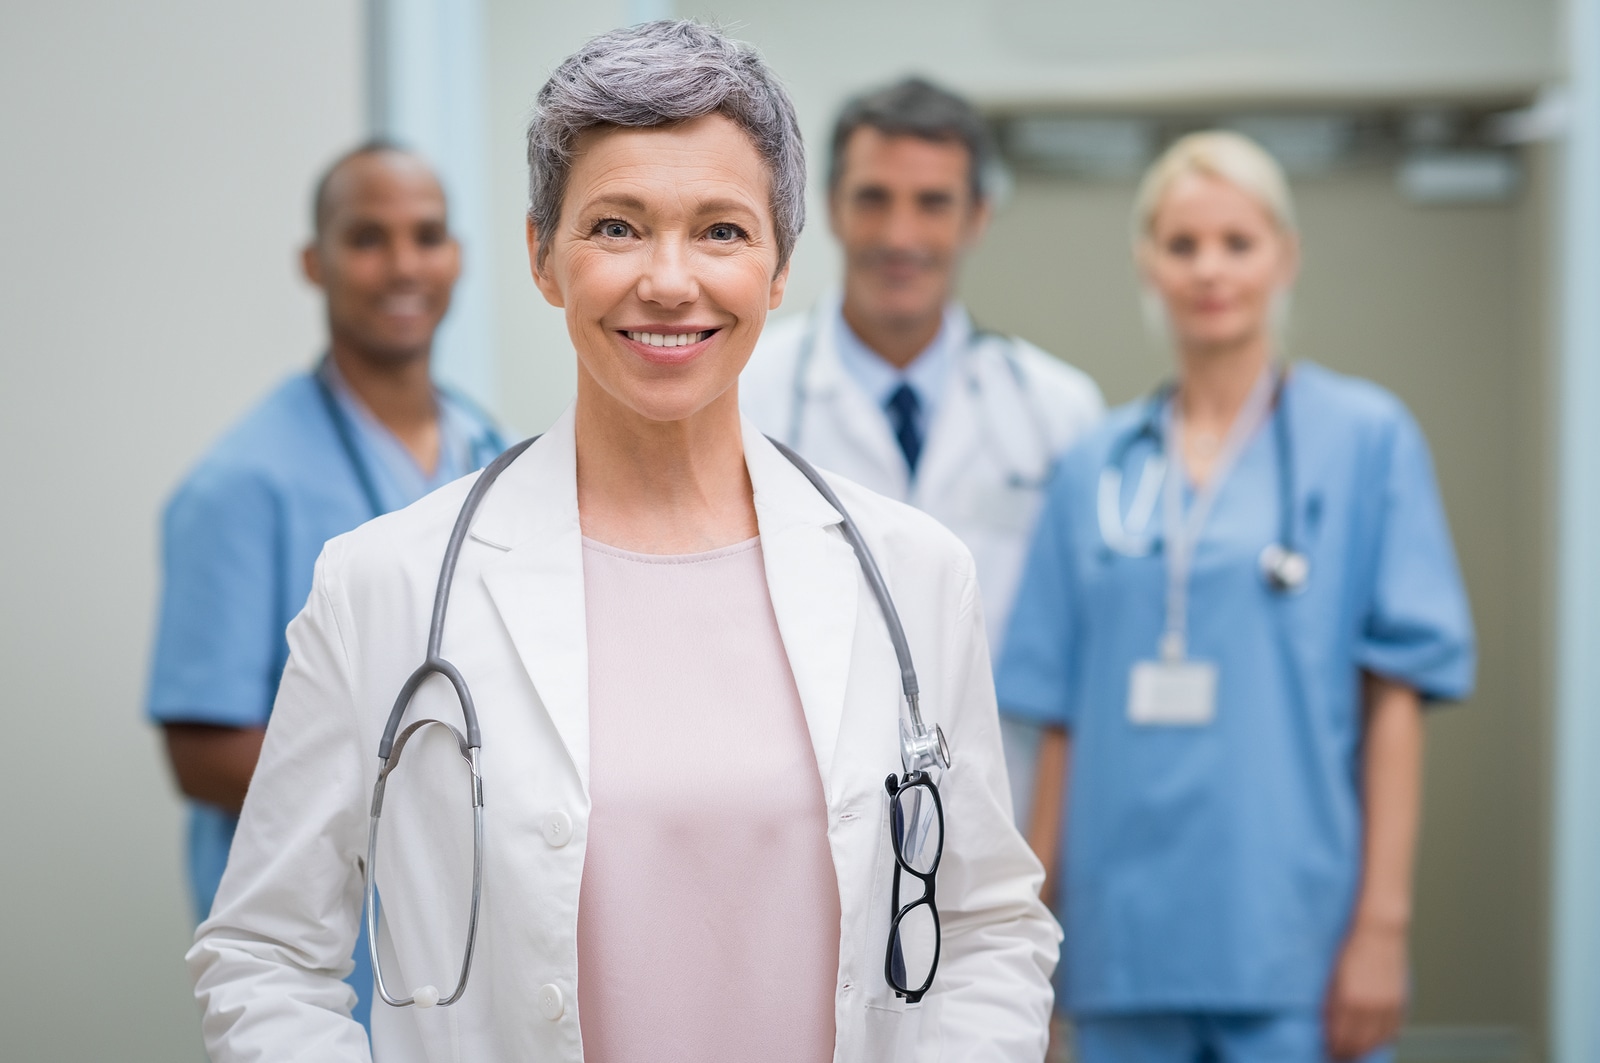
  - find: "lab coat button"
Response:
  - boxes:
[538,983,564,1020]
[542,810,573,847]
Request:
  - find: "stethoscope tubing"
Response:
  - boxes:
[1100,369,1305,588]
[365,436,532,1010]
[314,359,510,523]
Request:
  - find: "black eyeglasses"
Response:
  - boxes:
[885,770,944,1003]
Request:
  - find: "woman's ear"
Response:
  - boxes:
[527,217,564,309]
[769,259,791,311]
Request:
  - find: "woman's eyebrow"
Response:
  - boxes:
[690,197,761,217]
[579,193,650,214]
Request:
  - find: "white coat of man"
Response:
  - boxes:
[742,77,1104,815]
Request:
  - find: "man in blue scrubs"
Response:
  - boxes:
[147,142,506,1028]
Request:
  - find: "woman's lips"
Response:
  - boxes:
[617,328,720,365]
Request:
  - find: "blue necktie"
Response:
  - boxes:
[885,383,924,476]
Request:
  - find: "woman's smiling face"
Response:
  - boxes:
[530,113,789,426]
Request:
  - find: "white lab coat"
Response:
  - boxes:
[188,406,1060,1063]
[741,297,1105,653]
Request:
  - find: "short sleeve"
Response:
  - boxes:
[147,466,285,727]
[1356,408,1476,701]
[995,472,1082,727]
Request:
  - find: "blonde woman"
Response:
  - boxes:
[997,131,1474,1062]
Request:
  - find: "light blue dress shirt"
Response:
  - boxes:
[833,303,959,457]
[147,365,506,1029]
[997,363,1475,1016]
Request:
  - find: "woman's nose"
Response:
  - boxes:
[637,239,699,306]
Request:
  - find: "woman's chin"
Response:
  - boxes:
[1176,322,1266,357]
[584,377,740,429]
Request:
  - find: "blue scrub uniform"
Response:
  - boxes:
[997,364,1474,1057]
[147,366,506,1029]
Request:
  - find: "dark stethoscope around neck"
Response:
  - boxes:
[1097,368,1310,594]
[313,357,509,520]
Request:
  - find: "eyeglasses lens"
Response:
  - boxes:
[889,898,939,993]
[892,782,941,876]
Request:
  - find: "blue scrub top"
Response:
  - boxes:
[147,366,506,1026]
[997,363,1474,1016]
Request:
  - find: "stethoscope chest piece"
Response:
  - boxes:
[1259,542,1311,594]
[901,715,951,775]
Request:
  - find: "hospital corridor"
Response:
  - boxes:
[2,1,1598,1061]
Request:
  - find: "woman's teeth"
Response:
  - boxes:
[625,330,712,348]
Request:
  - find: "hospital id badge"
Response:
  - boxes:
[1127,659,1218,726]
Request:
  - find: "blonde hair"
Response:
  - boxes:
[1133,130,1296,243]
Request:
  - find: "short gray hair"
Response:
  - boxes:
[526,20,806,270]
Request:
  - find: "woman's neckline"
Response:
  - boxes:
[580,534,761,565]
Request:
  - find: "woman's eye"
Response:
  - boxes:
[597,220,632,239]
[707,223,745,242]
[1166,235,1195,256]
[1226,233,1255,253]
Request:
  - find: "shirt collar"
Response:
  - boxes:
[831,302,964,417]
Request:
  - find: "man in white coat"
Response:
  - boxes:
[741,78,1104,814]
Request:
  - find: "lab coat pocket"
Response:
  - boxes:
[857,789,938,1062]
[961,477,1039,535]
[372,914,466,1063]
[861,994,942,1063]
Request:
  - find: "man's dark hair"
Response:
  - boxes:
[309,138,421,237]
[827,77,997,202]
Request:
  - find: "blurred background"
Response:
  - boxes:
[2,0,1598,1059]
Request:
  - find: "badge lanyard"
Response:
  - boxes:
[1158,363,1280,662]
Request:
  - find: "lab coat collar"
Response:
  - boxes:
[745,417,860,788]
[471,405,590,789]
[795,289,851,400]
[793,291,910,494]
[468,403,861,795]
[801,289,976,399]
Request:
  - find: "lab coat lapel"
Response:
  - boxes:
[473,407,592,792]
[912,313,982,508]
[745,420,860,793]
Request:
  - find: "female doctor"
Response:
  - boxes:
[997,132,1474,1063]
[188,20,1056,1063]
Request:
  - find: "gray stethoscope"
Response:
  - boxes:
[1097,370,1311,593]
[364,435,950,1009]
[786,306,1056,489]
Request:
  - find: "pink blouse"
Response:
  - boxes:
[577,536,841,1063]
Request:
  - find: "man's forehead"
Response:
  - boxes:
[320,152,447,225]
[839,127,970,184]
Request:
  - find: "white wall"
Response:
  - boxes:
[1550,0,1600,1058]
[0,4,365,1059]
